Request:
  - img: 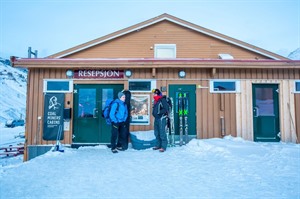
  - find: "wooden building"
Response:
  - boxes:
[11,13,300,161]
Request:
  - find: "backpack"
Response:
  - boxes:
[160,96,173,129]
[102,99,119,125]
[161,96,172,113]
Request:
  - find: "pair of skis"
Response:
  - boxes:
[165,93,189,147]
[178,92,189,146]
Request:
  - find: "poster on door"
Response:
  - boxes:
[43,93,64,140]
[130,94,150,125]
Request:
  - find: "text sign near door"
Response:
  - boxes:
[43,93,64,140]
[74,70,124,79]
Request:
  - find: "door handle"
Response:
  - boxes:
[253,107,259,117]
[93,108,98,118]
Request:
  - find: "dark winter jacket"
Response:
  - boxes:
[152,96,169,119]
[109,99,128,123]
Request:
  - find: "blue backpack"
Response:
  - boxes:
[102,99,119,125]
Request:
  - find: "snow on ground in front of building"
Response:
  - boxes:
[0,126,299,199]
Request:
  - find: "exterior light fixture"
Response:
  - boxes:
[178,70,186,78]
[66,70,74,78]
[125,69,132,78]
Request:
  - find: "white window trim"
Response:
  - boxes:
[154,44,176,58]
[210,79,241,93]
[295,80,300,93]
[128,79,156,93]
[43,79,73,93]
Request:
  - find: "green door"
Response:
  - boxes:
[169,85,196,138]
[73,84,123,144]
[252,84,280,142]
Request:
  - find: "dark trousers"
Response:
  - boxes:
[111,122,126,150]
[154,116,168,150]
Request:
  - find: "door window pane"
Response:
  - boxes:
[78,88,96,118]
[102,89,114,110]
[255,88,274,116]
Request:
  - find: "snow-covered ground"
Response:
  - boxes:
[0,126,299,199]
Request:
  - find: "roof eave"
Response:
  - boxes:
[11,57,300,69]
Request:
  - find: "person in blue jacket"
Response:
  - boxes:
[109,92,128,153]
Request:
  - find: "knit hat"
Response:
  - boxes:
[118,92,125,99]
[152,88,162,96]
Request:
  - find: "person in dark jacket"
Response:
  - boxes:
[152,88,169,152]
[110,92,128,153]
[122,90,131,150]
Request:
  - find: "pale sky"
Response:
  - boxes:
[0,0,299,59]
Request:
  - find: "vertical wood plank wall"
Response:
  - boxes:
[24,67,300,155]
[280,80,296,143]
[236,80,298,142]
[295,94,300,143]
[236,81,253,141]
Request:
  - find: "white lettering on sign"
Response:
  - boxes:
[74,70,124,79]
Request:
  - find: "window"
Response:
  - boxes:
[218,54,234,59]
[295,80,300,93]
[128,80,156,92]
[154,44,176,58]
[43,79,73,93]
[210,80,240,93]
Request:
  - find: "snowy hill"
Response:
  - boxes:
[288,47,300,60]
[0,58,27,126]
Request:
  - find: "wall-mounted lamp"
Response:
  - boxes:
[178,70,186,78]
[66,70,74,78]
[125,69,132,78]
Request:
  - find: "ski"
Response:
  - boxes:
[183,92,189,144]
[165,114,170,146]
[169,97,175,146]
[178,92,183,146]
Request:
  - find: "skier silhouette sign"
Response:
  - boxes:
[43,93,65,140]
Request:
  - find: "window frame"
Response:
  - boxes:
[43,79,73,93]
[209,79,241,93]
[128,79,157,93]
[154,44,176,58]
[295,80,300,93]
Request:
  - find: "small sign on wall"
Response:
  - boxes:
[64,121,70,131]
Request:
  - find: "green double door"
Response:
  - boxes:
[73,84,123,144]
[169,85,196,137]
[252,84,280,142]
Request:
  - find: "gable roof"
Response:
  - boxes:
[49,13,287,60]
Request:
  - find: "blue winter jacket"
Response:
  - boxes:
[109,99,128,123]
